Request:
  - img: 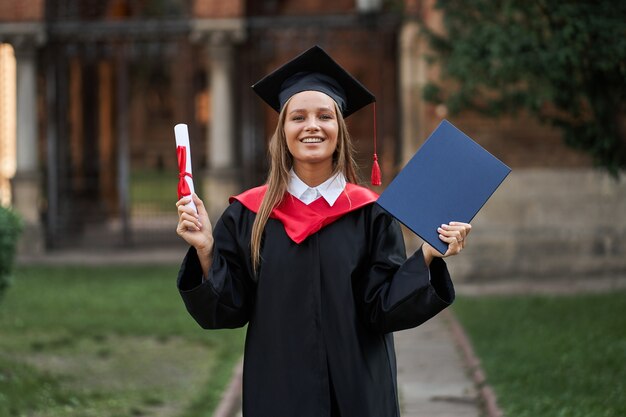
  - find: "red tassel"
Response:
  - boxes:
[371,153,381,186]
[371,102,381,186]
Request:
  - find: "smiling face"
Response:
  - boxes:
[283,90,339,176]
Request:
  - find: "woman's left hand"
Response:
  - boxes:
[422,222,472,265]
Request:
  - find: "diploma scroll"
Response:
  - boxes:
[174,123,197,214]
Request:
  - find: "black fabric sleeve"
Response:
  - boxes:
[358,206,455,334]
[177,203,255,329]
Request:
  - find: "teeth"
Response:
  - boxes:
[301,137,323,143]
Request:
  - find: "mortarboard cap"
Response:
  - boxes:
[251,45,375,118]
[251,45,382,185]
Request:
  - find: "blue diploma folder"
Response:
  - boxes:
[376,119,511,255]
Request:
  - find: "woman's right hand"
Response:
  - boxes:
[176,194,214,270]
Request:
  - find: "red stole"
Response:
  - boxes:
[230,183,379,244]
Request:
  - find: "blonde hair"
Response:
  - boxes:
[250,99,359,272]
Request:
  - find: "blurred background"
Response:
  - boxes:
[0,0,624,280]
[0,0,626,279]
[0,1,625,417]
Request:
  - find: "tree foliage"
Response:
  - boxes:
[0,205,22,302]
[422,0,626,176]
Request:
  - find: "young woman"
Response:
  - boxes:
[175,46,471,417]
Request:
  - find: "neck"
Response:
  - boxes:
[293,162,334,187]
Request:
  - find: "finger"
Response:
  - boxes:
[178,203,200,219]
[438,233,463,257]
[443,246,461,257]
[192,194,209,217]
[178,218,201,233]
[177,197,201,220]
[441,223,471,242]
[178,209,199,224]
[449,222,472,236]
[438,226,464,242]
[437,232,458,245]
[176,196,192,208]
[449,221,470,227]
[180,212,202,229]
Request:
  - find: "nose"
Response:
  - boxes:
[305,116,320,132]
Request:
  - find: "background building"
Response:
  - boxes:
[1,0,624,280]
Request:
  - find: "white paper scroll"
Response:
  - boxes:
[174,123,197,213]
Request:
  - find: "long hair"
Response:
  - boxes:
[250,99,359,272]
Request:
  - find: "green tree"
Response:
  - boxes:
[422,0,626,176]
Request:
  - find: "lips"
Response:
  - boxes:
[300,137,324,143]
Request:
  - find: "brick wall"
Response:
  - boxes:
[192,0,245,18]
[0,0,44,21]
[432,113,593,169]
[276,0,355,15]
[247,0,355,15]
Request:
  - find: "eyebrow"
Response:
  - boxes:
[288,107,335,114]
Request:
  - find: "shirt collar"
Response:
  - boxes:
[288,169,346,206]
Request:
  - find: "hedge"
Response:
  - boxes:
[0,205,22,302]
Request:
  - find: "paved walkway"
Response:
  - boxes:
[395,314,479,417]
[221,311,482,417]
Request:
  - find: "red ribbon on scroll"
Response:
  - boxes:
[177,145,193,199]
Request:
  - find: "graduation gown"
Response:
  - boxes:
[177,184,455,417]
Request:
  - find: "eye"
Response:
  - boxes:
[319,113,334,120]
[290,115,305,121]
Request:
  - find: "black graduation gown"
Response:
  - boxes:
[177,199,455,417]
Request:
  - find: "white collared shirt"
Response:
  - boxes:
[287,169,346,206]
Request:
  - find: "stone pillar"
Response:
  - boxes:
[399,20,427,166]
[189,19,245,220]
[209,38,235,170]
[356,0,383,13]
[10,34,45,254]
[204,34,240,221]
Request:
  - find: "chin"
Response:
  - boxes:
[298,154,333,163]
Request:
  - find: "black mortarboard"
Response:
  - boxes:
[251,45,382,185]
[251,45,375,118]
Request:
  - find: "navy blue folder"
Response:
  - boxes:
[376,119,511,255]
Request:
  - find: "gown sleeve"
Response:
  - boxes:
[358,204,455,334]
[177,202,255,329]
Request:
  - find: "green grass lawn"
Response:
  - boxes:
[131,169,177,213]
[453,291,626,417]
[131,169,202,214]
[0,265,245,417]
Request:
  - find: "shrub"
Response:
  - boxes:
[423,0,626,177]
[0,205,22,302]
